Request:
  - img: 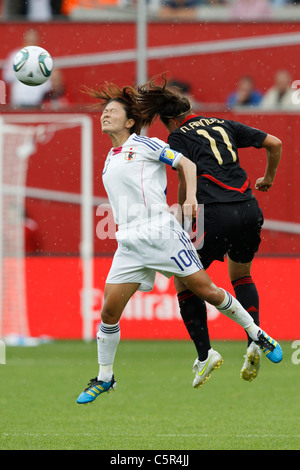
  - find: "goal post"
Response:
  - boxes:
[0,113,96,343]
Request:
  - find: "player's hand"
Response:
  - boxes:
[255,177,273,192]
[182,197,198,220]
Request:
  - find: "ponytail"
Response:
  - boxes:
[137,75,192,127]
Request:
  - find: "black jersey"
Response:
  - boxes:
[168,115,267,204]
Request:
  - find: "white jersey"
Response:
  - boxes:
[102,133,183,228]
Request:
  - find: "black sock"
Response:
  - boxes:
[177,290,211,361]
[231,276,259,346]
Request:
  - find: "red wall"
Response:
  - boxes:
[2,22,300,105]
[1,22,299,255]
[2,110,298,256]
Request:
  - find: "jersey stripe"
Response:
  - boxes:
[133,135,163,148]
[132,135,164,151]
[201,174,250,194]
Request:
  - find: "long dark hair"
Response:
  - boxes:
[137,75,192,127]
[83,82,144,135]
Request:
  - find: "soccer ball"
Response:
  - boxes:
[13,46,53,86]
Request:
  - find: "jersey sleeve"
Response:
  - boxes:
[140,136,183,168]
[231,121,267,149]
[159,147,183,168]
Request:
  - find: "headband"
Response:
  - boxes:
[163,106,192,119]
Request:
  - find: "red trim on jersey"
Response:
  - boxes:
[201,174,250,194]
[112,146,122,155]
[141,161,146,207]
[180,114,199,125]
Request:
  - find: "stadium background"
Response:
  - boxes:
[1,7,300,341]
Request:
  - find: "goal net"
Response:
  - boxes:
[0,114,95,343]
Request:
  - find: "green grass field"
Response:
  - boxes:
[0,340,299,450]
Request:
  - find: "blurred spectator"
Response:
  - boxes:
[159,0,198,18]
[230,0,272,19]
[61,0,121,16]
[51,0,64,15]
[42,69,70,110]
[1,0,63,19]
[61,0,80,15]
[50,0,63,16]
[205,0,228,4]
[2,28,52,109]
[270,0,300,4]
[260,69,300,110]
[1,0,24,17]
[25,0,53,21]
[270,0,288,5]
[167,78,202,111]
[227,75,263,108]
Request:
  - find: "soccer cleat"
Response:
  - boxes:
[255,330,283,363]
[192,348,223,388]
[76,375,116,404]
[240,342,261,382]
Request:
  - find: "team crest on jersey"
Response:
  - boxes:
[124,147,136,161]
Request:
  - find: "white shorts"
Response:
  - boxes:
[106,212,203,292]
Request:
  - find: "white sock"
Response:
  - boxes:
[97,321,120,382]
[216,289,260,340]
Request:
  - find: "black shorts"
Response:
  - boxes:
[196,198,264,269]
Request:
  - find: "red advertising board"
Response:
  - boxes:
[26,255,299,341]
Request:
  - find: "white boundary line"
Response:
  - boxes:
[263,219,300,235]
[2,184,107,206]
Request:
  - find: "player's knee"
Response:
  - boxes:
[196,284,223,306]
[100,305,119,324]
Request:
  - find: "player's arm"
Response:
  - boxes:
[166,135,195,209]
[255,134,282,192]
[177,160,186,207]
[176,156,198,219]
